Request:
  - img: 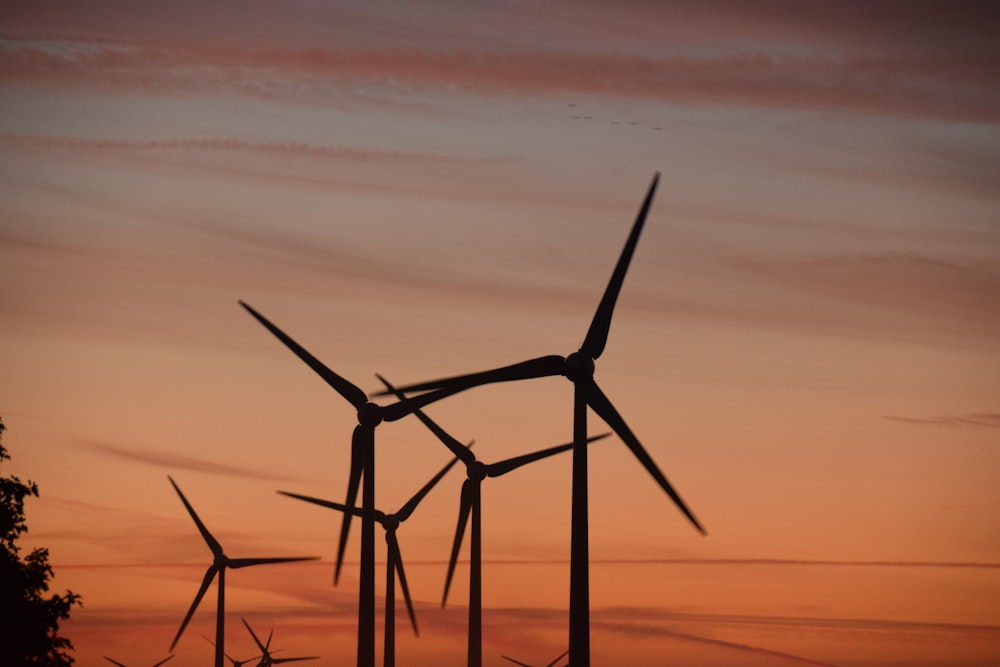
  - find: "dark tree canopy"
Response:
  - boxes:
[0,417,82,666]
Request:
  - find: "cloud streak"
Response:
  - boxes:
[2,39,998,121]
[714,251,1000,345]
[81,439,315,483]
[0,133,475,163]
[883,413,1000,429]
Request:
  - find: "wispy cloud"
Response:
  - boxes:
[715,252,1000,344]
[0,134,474,162]
[883,413,1000,429]
[81,439,315,483]
[2,38,998,121]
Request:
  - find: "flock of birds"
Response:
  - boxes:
[567,104,664,130]
[110,173,703,667]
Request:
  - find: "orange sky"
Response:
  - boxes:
[1,2,999,665]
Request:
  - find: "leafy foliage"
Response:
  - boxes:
[0,418,82,666]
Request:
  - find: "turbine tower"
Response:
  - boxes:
[167,476,318,667]
[379,375,608,667]
[373,173,705,667]
[277,447,464,667]
[239,302,470,667]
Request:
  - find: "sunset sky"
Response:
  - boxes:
[1,1,999,665]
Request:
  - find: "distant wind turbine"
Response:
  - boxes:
[378,375,608,667]
[242,617,319,667]
[103,657,174,667]
[501,649,569,667]
[373,173,705,667]
[167,476,318,667]
[203,635,260,667]
[239,301,472,667]
[277,447,464,667]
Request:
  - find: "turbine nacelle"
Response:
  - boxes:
[563,352,595,382]
[357,402,384,427]
[468,460,488,482]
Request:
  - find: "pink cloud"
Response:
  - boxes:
[2,39,998,121]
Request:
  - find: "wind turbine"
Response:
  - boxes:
[203,635,261,667]
[242,617,319,667]
[103,657,174,667]
[277,448,465,667]
[378,375,608,667]
[372,173,706,667]
[501,649,569,667]
[239,301,472,667]
[167,476,318,667]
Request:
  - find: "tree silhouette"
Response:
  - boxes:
[0,417,82,666]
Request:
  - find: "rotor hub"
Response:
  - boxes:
[357,402,384,427]
[383,515,400,532]
[564,352,595,382]
[468,460,487,481]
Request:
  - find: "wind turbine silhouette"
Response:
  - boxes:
[167,476,318,667]
[239,301,471,667]
[242,617,319,666]
[277,447,465,667]
[203,635,261,667]
[501,649,569,667]
[372,173,705,667]
[378,375,608,667]
[103,657,174,667]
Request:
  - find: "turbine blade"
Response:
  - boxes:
[336,425,366,584]
[500,657,534,667]
[228,556,318,569]
[586,380,705,534]
[152,656,175,667]
[546,649,570,667]
[102,659,128,667]
[239,301,367,409]
[242,617,267,652]
[389,532,419,637]
[373,354,566,399]
[278,490,386,523]
[277,491,361,517]
[376,373,475,465]
[396,451,464,522]
[580,172,659,360]
[170,565,217,650]
[442,479,473,607]
[168,476,222,556]
[486,432,610,477]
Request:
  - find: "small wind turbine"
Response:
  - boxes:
[373,173,705,667]
[239,301,472,667]
[167,476,318,667]
[242,617,319,667]
[501,649,569,667]
[203,635,261,667]
[277,448,464,667]
[378,375,608,667]
[103,657,174,667]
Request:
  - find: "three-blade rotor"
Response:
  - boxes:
[167,477,318,651]
[278,448,462,637]
[368,173,704,536]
